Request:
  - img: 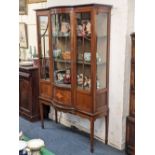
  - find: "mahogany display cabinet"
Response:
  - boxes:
[126,33,135,155]
[35,4,112,152]
[19,66,40,121]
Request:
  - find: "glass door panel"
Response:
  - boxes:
[76,12,91,91]
[51,13,71,88]
[96,13,108,89]
[39,16,50,80]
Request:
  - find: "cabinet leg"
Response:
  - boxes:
[105,115,109,144]
[55,109,58,123]
[40,103,44,129]
[90,117,94,153]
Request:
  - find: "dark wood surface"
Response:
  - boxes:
[126,33,135,155]
[36,4,111,152]
[19,66,40,121]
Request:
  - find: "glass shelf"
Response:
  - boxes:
[77,60,91,65]
[54,59,71,63]
[54,82,71,89]
[52,32,70,38]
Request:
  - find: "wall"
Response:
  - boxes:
[19,0,135,150]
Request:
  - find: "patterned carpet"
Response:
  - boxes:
[19,117,127,155]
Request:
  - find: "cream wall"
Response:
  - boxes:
[19,0,135,150]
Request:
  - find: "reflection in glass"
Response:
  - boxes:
[39,16,50,80]
[96,13,108,89]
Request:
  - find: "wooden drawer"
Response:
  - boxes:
[53,87,71,105]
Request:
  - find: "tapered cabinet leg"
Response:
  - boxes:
[55,109,58,123]
[105,115,109,144]
[40,102,44,129]
[90,117,94,153]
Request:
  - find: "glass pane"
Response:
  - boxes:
[39,16,50,80]
[76,12,91,91]
[51,13,71,88]
[96,13,108,89]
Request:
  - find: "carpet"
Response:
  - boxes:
[21,135,55,155]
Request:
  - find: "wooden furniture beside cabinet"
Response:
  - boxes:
[126,33,135,155]
[19,66,40,121]
[36,4,112,152]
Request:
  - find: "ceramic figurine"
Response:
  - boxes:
[57,73,64,82]
[77,25,83,36]
[86,21,91,35]
[82,23,86,36]
[61,22,70,34]
[77,73,84,85]
[84,76,91,88]
[64,69,71,84]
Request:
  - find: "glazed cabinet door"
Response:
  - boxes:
[95,11,109,112]
[75,11,93,112]
[38,16,50,81]
[37,14,53,98]
[96,12,108,90]
[51,10,73,106]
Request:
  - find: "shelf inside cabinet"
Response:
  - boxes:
[77,35,91,39]
[52,35,70,38]
[54,59,71,63]
[97,62,106,66]
[53,82,71,89]
[77,60,91,65]
[40,57,50,59]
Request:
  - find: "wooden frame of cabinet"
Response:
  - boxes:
[36,4,112,152]
[126,33,135,155]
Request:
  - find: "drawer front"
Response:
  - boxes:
[53,87,71,105]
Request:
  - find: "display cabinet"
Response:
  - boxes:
[36,4,112,152]
[126,33,135,155]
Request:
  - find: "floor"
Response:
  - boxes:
[19,117,127,155]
